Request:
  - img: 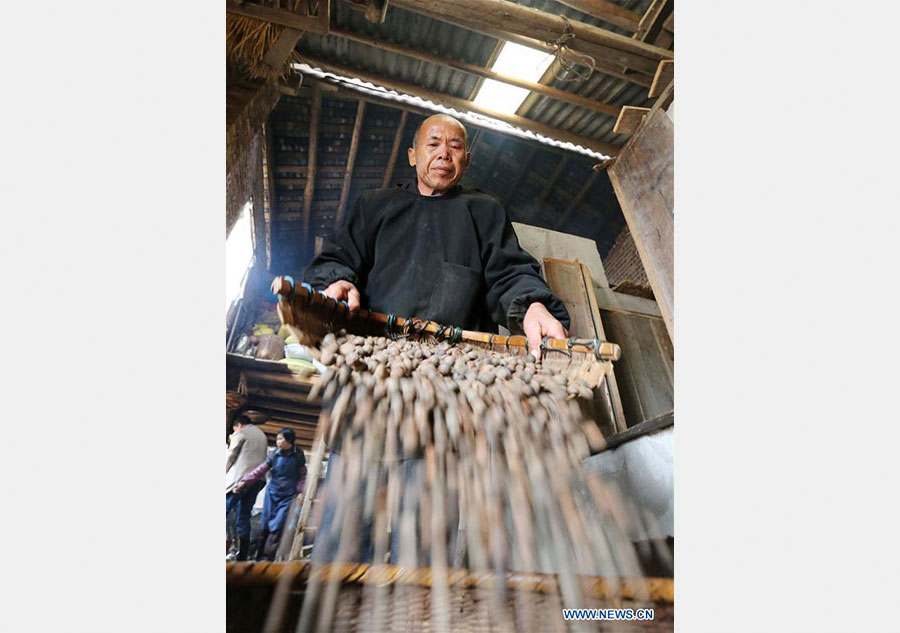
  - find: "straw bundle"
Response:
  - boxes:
[225,1,310,79]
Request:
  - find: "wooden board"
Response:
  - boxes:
[608,106,674,340]
[613,106,650,135]
[512,222,610,289]
[541,258,627,432]
[648,59,673,98]
[599,309,673,424]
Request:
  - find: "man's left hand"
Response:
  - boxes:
[522,302,567,363]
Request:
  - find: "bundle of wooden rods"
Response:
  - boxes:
[271,331,669,632]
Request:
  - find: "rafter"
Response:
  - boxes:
[302,83,321,242]
[336,100,367,227]
[382,110,408,188]
[331,28,622,118]
[391,0,672,76]
[296,54,622,157]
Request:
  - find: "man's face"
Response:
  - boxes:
[407,116,470,195]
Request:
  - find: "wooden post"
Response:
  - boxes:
[302,83,321,245]
[608,104,674,340]
[336,100,366,227]
[382,110,408,188]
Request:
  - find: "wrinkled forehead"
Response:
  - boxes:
[418,116,468,146]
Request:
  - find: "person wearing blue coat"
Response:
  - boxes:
[234,427,307,560]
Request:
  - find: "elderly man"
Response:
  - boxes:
[303,113,569,360]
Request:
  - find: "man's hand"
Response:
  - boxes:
[522,302,567,363]
[233,481,245,494]
[323,280,361,316]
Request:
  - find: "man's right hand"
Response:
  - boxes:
[323,280,361,316]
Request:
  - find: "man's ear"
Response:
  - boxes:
[463,151,471,170]
[407,147,416,166]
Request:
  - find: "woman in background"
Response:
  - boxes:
[234,427,307,560]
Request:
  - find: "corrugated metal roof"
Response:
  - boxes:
[260,0,670,276]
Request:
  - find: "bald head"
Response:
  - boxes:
[412,114,468,149]
[407,114,471,196]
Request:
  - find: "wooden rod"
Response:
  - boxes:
[382,110,408,188]
[302,83,321,242]
[296,54,622,157]
[336,100,366,227]
[331,28,622,118]
[553,1,642,31]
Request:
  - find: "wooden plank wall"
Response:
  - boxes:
[608,105,674,340]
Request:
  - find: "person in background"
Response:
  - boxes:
[235,427,307,561]
[226,413,268,561]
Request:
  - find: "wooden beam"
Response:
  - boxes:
[597,411,673,453]
[648,60,673,99]
[608,104,674,340]
[296,54,623,156]
[263,28,304,70]
[336,100,367,227]
[391,0,673,72]
[382,110,408,188]
[593,286,663,320]
[302,83,321,242]
[418,17,652,89]
[613,106,650,135]
[225,0,330,34]
[331,28,623,119]
[503,145,538,207]
[553,0,642,32]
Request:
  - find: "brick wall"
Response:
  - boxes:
[602,226,649,288]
